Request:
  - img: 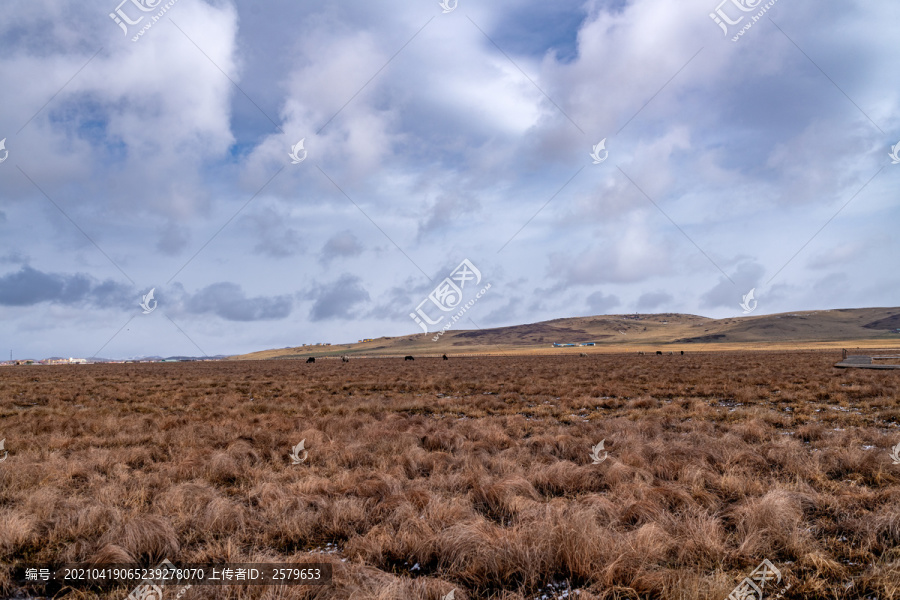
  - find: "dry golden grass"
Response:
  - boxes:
[1,350,899,599]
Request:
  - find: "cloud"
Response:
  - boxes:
[366,283,417,320]
[806,240,873,270]
[417,193,480,240]
[765,118,882,207]
[2,0,899,359]
[547,217,676,285]
[307,274,371,321]
[184,282,293,321]
[156,222,191,256]
[0,251,28,264]
[3,1,240,216]
[636,291,673,311]
[586,291,620,314]
[320,230,362,264]
[0,266,130,307]
[700,262,765,310]
[243,205,305,258]
[484,297,520,325]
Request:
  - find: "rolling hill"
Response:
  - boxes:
[232,307,900,360]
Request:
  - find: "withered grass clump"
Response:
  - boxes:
[1,350,899,599]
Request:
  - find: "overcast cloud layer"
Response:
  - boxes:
[0,0,897,359]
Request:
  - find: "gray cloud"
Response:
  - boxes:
[700,263,765,310]
[1,251,28,264]
[157,222,191,256]
[307,274,371,321]
[586,291,620,314]
[417,193,480,240]
[367,284,416,320]
[244,205,305,258]
[185,283,293,321]
[320,230,362,264]
[484,298,520,325]
[0,266,131,307]
[636,291,674,311]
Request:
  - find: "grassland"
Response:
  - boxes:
[2,351,900,599]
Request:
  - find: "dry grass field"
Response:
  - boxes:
[2,351,900,599]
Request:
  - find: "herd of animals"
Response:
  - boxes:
[304,351,684,362]
[304,355,446,362]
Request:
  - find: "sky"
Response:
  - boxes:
[0,0,897,360]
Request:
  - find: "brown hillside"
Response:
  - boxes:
[233,307,900,360]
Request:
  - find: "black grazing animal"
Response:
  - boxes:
[341,355,349,363]
[404,355,415,361]
[442,354,448,360]
[680,350,684,355]
[306,357,315,363]
[656,351,662,355]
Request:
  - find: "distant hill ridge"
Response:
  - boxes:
[233,307,900,360]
